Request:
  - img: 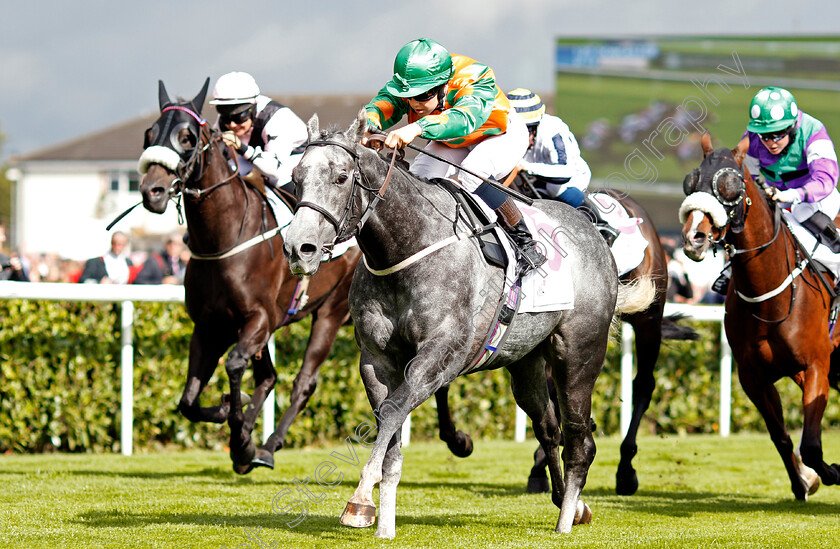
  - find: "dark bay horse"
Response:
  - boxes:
[680,133,839,500]
[510,180,698,496]
[137,79,361,474]
[434,176,699,495]
[283,109,655,538]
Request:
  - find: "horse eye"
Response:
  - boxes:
[178,129,196,151]
[336,173,348,184]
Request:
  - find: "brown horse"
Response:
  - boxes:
[680,133,840,499]
[434,173,697,495]
[137,79,361,474]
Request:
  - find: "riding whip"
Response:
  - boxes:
[106,201,143,231]
[368,128,534,205]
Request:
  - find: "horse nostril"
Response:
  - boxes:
[692,232,706,245]
[299,243,318,257]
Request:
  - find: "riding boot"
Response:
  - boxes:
[801,211,840,253]
[495,197,547,276]
[712,263,732,295]
[578,195,619,246]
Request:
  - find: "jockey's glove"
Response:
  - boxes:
[769,187,802,204]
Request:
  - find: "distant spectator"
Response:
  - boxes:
[0,221,29,282]
[78,231,134,284]
[663,241,693,303]
[133,234,187,285]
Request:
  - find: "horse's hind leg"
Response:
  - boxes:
[740,371,813,499]
[616,314,662,495]
[507,355,568,521]
[547,332,604,533]
[259,304,349,465]
[434,384,474,458]
[800,365,840,487]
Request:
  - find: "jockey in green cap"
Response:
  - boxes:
[363,38,545,276]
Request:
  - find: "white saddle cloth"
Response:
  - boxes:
[590,192,649,277]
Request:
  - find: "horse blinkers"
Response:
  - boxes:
[711,167,748,234]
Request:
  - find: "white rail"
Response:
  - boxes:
[0,281,729,452]
[0,281,278,456]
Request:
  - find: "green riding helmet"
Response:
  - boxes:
[385,38,453,98]
[747,86,798,133]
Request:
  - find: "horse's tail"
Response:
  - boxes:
[661,313,700,340]
[614,275,657,316]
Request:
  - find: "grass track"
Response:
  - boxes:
[2,432,840,548]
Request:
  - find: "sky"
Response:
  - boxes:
[2,0,838,161]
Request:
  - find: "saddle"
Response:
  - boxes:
[432,178,508,271]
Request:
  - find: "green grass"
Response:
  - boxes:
[2,432,840,548]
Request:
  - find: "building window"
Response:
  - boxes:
[107,170,142,193]
[128,172,140,192]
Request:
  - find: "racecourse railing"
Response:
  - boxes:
[0,281,729,454]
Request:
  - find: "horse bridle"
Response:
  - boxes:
[295,138,399,255]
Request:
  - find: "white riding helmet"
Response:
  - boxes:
[210,72,260,105]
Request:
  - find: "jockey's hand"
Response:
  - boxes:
[768,187,802,204]
[221,131,245,154]
[362,125,382,147]
[384,123,422,150]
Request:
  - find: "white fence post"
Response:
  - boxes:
[620,322,635,437]
[263,334,277,444]
[719,326,732,437]
[120,300,134,456]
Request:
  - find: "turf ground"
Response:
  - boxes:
[3,431,840,548]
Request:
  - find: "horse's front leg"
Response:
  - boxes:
[179,324,234,424]
[739,368,807,498]
[259,301,349,465]
[434,384,474,458]
[341,345,460,539]
[800,363,840,487]
[226,311,273,474]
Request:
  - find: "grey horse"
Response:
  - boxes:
[284,109,655,538]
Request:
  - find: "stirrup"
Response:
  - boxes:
[514,241,547,277]
[596,224,619,247]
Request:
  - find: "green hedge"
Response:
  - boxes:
[1,300,838,453]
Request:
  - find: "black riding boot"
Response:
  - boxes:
[578,195,619,246]
[801,211,840,253]
[495,197,547,276]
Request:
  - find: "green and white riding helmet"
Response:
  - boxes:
[385,38,453,98]
[747,86,798,134]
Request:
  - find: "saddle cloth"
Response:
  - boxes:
[267,190,357,261]
[589,192,649,276]
[782,209,840,278]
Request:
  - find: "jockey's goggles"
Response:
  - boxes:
[759,130,788,143]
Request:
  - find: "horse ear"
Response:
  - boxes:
[306,114,320,140]
[701,133,714,157]
[732,136,749,167]
[158,80,172,110]
[347,108,368,142]
[190,78,210,114]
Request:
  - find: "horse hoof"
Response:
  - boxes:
[573,500,592,525]
[232,461,256,475]
[526,476,550,493]
[448,431,474,458]
[231,439,256,473]
[252,449,275,470]
[615,467,639,496]
[339,501,376,528]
